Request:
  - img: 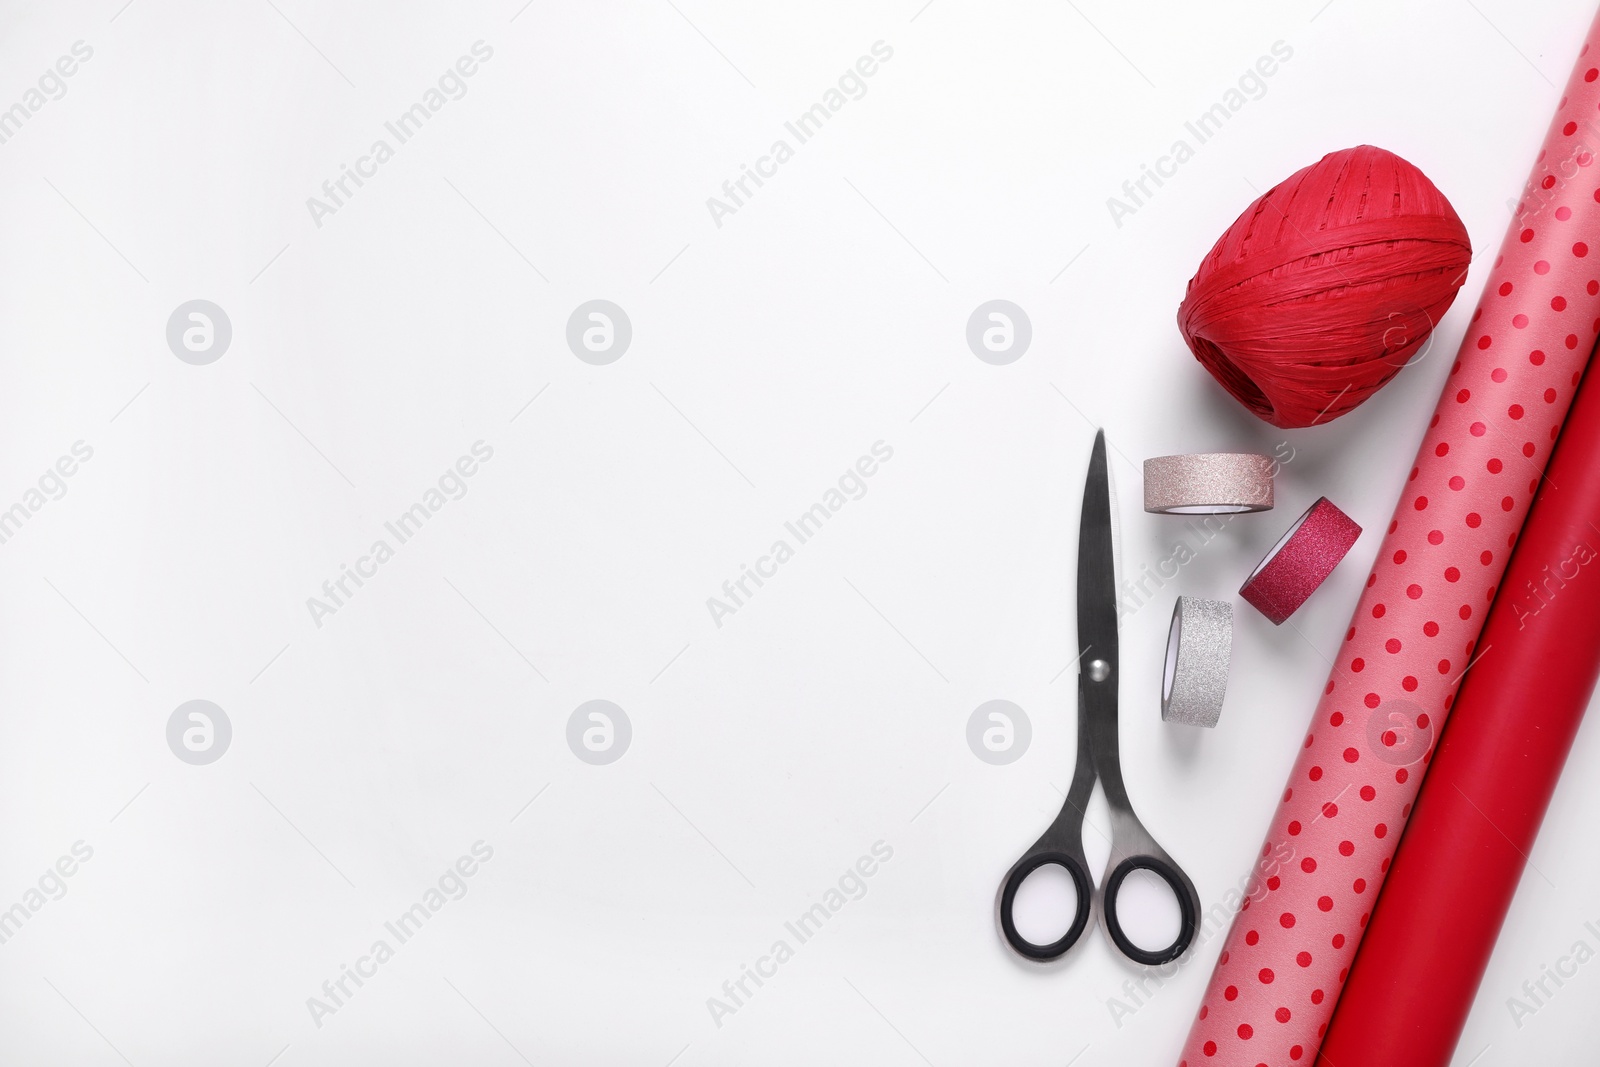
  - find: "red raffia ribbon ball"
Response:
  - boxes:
[1177,145,1472,428]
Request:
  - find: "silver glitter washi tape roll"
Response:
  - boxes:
[1143,453,1274,514]
[1162,596,1233,728]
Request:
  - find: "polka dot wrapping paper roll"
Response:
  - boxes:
[1178,12,1600,1067]
[1320,225,1600,1067]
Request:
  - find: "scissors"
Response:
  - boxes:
[996,429,1201,966]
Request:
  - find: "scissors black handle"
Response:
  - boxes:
[997,687,1096,962]
[997,847,1093,961]
[996,671,1201,966]
[1099,852,1199,966]
[995,758,1202,969]
[1085,665,1203,968]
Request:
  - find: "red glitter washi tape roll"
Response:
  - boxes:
[1240,498,1362,624]
[1178,10,1600,1065]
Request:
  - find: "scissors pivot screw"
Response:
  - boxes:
[1087,658,1110,682]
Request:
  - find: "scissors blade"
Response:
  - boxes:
[1077,430,1118,674]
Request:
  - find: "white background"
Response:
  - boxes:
[1,0,1599,1063]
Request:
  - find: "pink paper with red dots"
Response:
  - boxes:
[1179,17,1600,1066]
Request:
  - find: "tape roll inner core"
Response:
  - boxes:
[1162,503,1256,515]
[1163,609,1182,702]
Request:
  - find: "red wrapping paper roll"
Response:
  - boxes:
[1318,359,1600,1063]
[1178,14,1600,1065]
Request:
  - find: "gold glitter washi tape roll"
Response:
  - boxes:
[1142,452,1274,514]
